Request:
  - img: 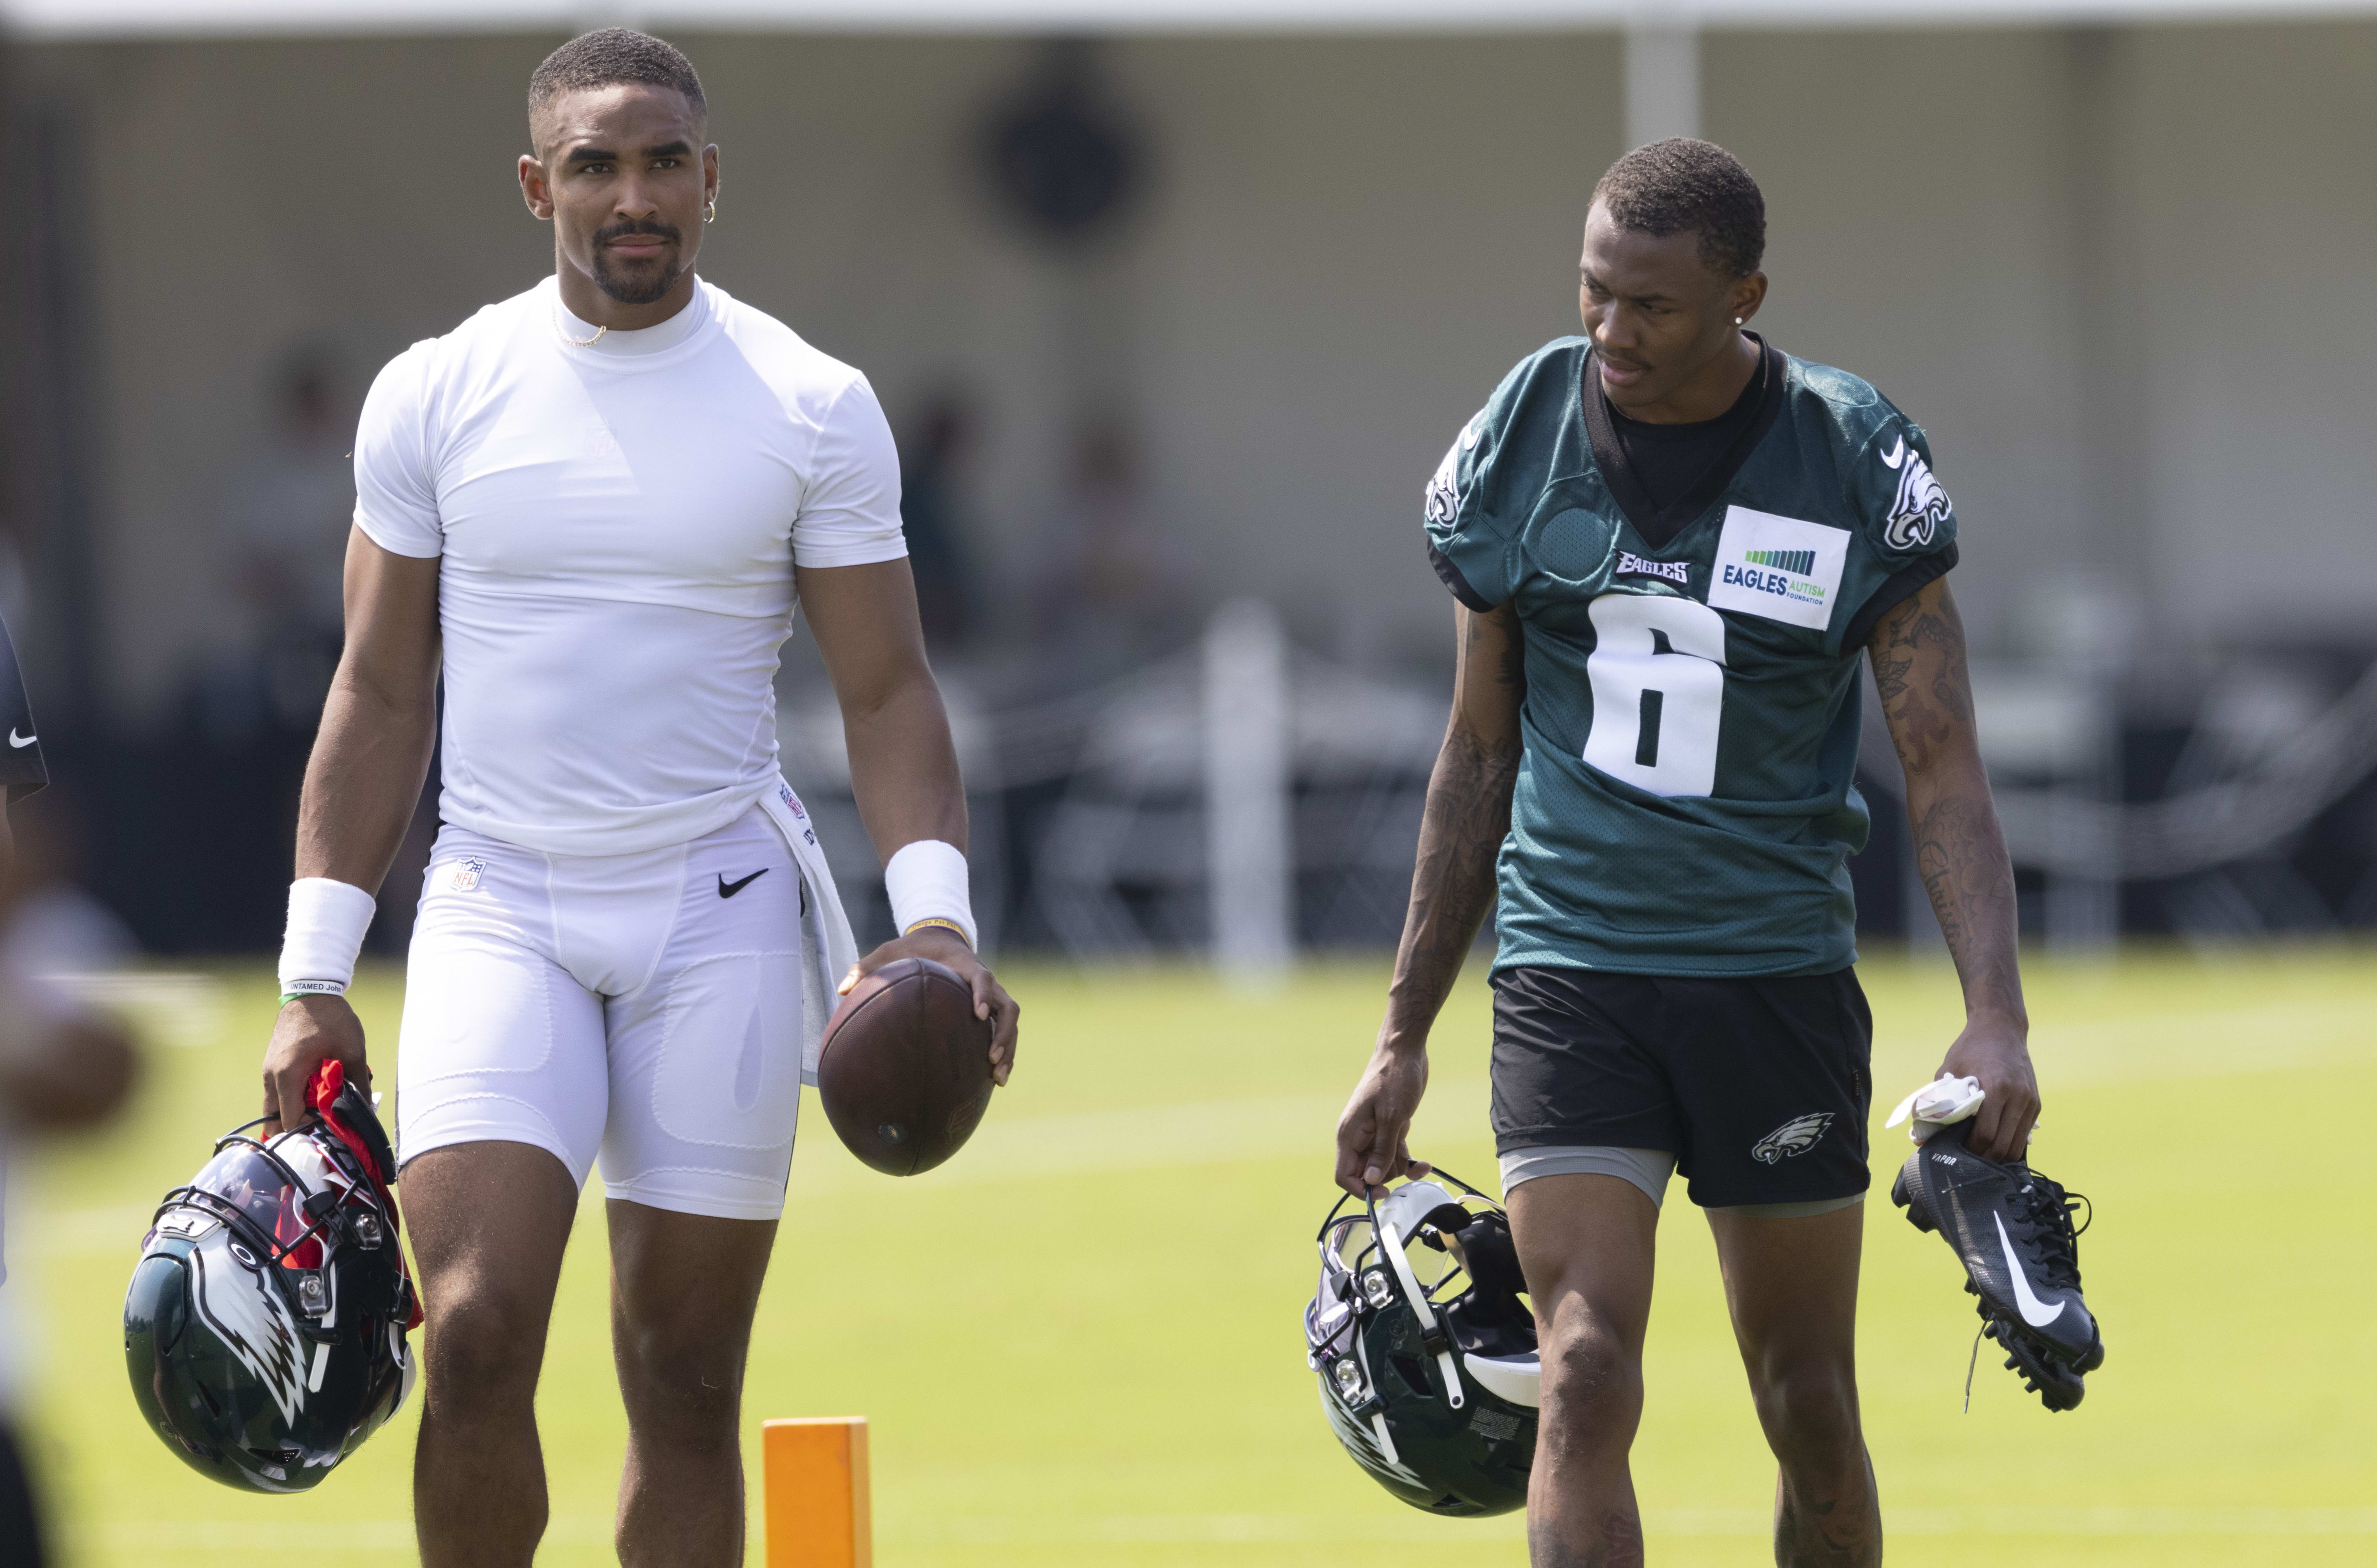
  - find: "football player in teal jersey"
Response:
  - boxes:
[1335,140,2036,1567]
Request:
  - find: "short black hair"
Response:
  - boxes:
[1590,139,1765,280]
[528,28,706,127]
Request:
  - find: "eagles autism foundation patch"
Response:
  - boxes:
[1706,506,1850,632]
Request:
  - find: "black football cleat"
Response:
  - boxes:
[1891,1120,2102,1410]
[1986,1319,2087,1412]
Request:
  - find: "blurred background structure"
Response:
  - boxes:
[2,0,2376,968]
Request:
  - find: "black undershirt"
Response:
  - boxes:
[1582,337,1956,642]
[1602,347,1769,519]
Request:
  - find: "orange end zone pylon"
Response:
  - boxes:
[763,1417,872,1568]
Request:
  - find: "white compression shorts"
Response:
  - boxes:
[1498,1147,1864,1220]
[393,803,805,1220]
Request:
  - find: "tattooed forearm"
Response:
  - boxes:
[1498,616,1528,693]
[1383,721,1519,1039]
[1872,602,1968,766]
[1870,580,2028,1026]
[1382,604,1524,1044]
[1915,793,2022,1018]
[1869,647,1912,707]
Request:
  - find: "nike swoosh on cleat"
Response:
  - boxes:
[717,869,768,898]
[1993,1212,2067,1328]
[6,729,32,749]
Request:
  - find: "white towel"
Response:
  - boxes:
[754,778,861,1086]
[1884,1074,1986,1143]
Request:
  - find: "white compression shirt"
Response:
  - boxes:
[353,276,907,857]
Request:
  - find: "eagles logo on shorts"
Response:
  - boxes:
[1751,1111,1834,1165]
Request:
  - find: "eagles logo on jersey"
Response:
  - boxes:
[1879,436,1952,549]
[1751,1111,1836,1165]
[1423,414,1484,530]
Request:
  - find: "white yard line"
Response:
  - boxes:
[63,1504,2377,1550]
[43,970,227,1049]
[890,1505,2377,1542]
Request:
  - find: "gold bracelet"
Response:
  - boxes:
[903,917,973,948]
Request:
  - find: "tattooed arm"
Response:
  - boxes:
[1335,600,1526,1196]
[1868,576,2039,1160]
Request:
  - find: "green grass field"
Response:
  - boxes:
[12,948,2376,1565]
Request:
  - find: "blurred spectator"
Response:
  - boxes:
[0,517,28,637]
[217,346,353,735]
[0,613,47,832]
[0,850,139,1150]
[899,391,986,652]
[1029,419,1192,678]
[129,348,360,951]
[0,881,140,1568]
[0,790,137,978]
[0,616,137,1568]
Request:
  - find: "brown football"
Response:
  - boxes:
[816,956,995,1177]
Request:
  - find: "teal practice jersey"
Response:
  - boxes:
[1425,336,1959,977]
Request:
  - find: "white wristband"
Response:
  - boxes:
[883,839,976,951]
[278,878,378,1000]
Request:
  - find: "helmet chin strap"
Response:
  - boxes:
[1372,1206,1466,1410]
[304,1059,425,1331]
[1369,1411,1401,1467]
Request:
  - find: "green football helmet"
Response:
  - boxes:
[123,1061,419,1493]
[1304,1170,1540,1516]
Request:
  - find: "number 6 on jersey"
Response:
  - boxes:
[1581,594,1727,798]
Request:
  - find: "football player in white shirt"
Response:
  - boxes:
[255,31,1018,1566]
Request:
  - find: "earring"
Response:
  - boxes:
[704,200,717,224]
[1733,316,1743,325]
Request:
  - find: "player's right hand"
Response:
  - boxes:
[261,994,369,1137]
[1334,1041,1432,1200]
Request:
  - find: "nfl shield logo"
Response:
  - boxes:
[450,858,486,893]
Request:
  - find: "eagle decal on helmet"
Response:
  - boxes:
[1751,1111,1835,1165]
[190,1243,310,1426]
[124,1059,418,1494]
[1878,436,1951,550]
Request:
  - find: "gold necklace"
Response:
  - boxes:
[552,303,607,348]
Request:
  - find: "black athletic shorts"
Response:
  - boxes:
[1490,965,1873,1210]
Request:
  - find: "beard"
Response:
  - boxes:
[588,219,685,306]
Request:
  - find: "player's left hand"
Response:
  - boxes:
[1937,1017,2038,1162]
[840,929,1021,1088]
